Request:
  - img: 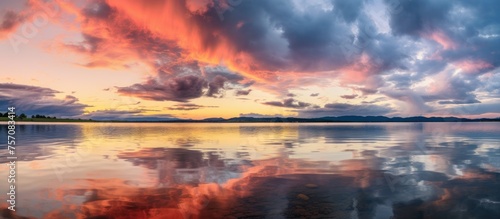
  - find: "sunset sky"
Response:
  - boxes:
[1,0,499,120]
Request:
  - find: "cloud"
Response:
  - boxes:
[82,109,177,121]
[0,1,62,40]
[382,89,432,115]
[422,70,481,105]
[235,89,251,96]
[9,0,500,118]
[0,11,25,39]
[438,99,480,105]
[58,0,185,72]
[340,94,358,99]
[435,102,500,118]
[385,0,453,36]
[362,97,387,104]
[117,67,249,102]
[206,75,227,98]
[383,0,500,71]
[480,72,500,98]
[0,83,89,117]
[117,74,208,102]
[454,59,493,74]
[95,0,408,81]
[203,65,246,83]
[297,103,394,117]
[262,98,312,109]
[166,103,217,111]
[53,0,500,79]
[310,93,319,97]
[381,64,491,115]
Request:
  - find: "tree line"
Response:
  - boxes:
[0,113,57,119]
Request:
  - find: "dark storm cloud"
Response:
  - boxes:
[203,66,245,83]
[204,66,252,97]
[202,0,298,70]
[196,0,405,72]
[384,0,500,70]
[117,75,208,102]
[440,1,500,70]
[385,0,453,36]
[263,98,312,109]
[206,75,228,98]
[298,103,394,118]
[117,69,244,101]
[0,83,89,117]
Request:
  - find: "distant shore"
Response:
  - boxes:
[2,116,500,123]
[0,117,95,122]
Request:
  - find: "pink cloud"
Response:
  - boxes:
[424,30,457,50]
[454,59,493,74]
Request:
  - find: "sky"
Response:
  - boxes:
[0,0,499,120]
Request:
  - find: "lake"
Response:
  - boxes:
[1,122,500,219]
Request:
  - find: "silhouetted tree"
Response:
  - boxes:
[19,113,27,119]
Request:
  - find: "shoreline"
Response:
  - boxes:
[2,119,500,124]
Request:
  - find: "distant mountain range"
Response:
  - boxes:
[162,116,500,123]
[15,115,498,123]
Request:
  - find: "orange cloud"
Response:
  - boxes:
[104,0,263,80]
[41,0,396,99]
[44,0,175,72]
[100,0,358,86]
[0,11,25,39]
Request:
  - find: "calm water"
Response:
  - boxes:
[1,122,500,219]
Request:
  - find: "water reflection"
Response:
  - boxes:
[0,123,499,218]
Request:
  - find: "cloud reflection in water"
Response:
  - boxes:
[0,123,499,218]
